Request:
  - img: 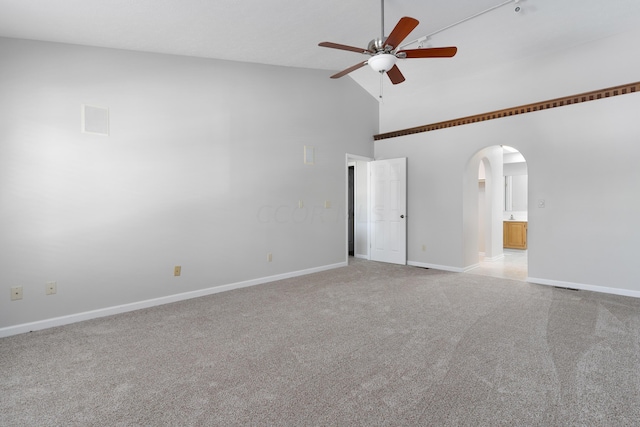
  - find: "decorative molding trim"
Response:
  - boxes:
[527,277,640,299]
[0,262,347,338]
[374,81,640,141]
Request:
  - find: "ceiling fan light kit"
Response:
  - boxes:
[368,53,397,73]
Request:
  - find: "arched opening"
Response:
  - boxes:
[464,145,528,281]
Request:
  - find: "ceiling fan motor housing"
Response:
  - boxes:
[368,38,392,53]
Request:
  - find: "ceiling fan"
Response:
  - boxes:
[318,1,457,85]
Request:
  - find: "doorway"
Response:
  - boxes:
[465,145,528,281]
[348,165,354,256]
[345,154,372,264]
[499,145,528,279]
[345,154,407,265]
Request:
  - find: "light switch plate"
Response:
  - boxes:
[304,146,314,165]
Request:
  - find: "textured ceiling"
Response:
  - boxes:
[0,0,639,83]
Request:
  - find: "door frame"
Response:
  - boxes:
[345,154,373,264]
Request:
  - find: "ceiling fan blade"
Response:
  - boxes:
[384,17,419,50]
[397,46,458,58]
[386,65,405,85]
[319,42,370,54]
[330,61,368,79]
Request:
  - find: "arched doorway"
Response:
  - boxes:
[464,145,528,281]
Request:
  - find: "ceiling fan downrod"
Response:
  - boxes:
[380,0,385,40]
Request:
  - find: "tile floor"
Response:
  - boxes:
[466,249,528,281]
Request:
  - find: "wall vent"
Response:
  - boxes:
[81,104,109,136]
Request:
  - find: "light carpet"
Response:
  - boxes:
[1,258,639,426]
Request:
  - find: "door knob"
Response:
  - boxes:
[400,215,405,218]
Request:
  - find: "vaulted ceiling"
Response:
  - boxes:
[1,0,638,97]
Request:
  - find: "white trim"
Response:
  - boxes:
[408,260,465,273]
[365,161,371,260]
[527,277,640,299]
[0,262,346,338]
[354,253,369,260]
[346,153,374,162]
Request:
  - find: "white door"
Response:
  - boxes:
[370,158,407,265]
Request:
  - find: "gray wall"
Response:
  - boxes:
[0,38,377,330]
[374,26,640,295]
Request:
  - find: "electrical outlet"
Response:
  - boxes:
[267,253,273,262]
[324,200,331,209]
[174,266,181,276]
[422,245,426,251]
[11,286,23,301]
[46,281,57,295]
[298,200,304,208]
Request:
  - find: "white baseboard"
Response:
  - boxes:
[407,264,640,299]
[408,260,464,273]
[463,263,481,272]
[527,277,640,299]
[354,254,369,260]
[0,262,347,338]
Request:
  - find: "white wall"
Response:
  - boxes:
[478,180,485,254]
[0,38,378,332]
[503,162,527,176]
[374,26,640,295]
[479,147,504,262]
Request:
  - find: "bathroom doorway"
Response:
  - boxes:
[468,145,528,281]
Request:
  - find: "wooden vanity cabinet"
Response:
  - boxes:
[503,221,527,249]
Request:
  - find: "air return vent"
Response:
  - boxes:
[81,104,109,136]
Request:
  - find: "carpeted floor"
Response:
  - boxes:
[1,258,639,426]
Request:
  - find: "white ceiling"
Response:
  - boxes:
[1,0,639,85]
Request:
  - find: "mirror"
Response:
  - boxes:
[504,175,528,211]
